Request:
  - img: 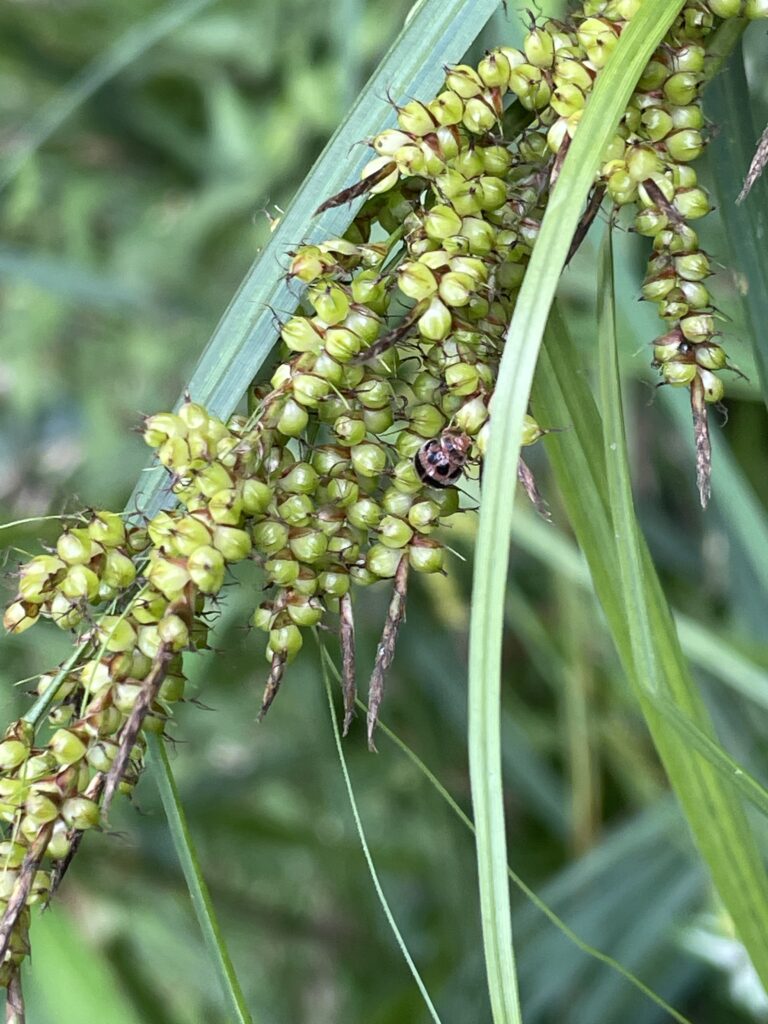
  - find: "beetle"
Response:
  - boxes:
[413,432,472,488]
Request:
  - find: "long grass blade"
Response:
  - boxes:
[530,305,768,989]
[467,7,684,1022]
[705,39,768,408]
[147,735,254,1024]
[597,228,660,695]
[0,0,216,194]
[317,640,443,1024]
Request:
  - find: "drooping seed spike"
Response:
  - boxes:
[0,822,53,967]
[258,651,288,721]
[517,458,551,522]
[367,556,409,751]
[314,161,397,216]
[102,644,174,819]
[690,375,712,509]
[339,593,356,736]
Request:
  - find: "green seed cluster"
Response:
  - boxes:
[0,0,764,993]
[497,0,765,500]
[336,0,766,503]
[0,501,195,980]
[0,43,561,966]
[584,2,729,403]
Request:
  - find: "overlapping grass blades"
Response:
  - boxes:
[529,293,768,988]
[596,223,768,856]
[597,229,661,698]
[706,39,768,408]
[467,5,685,1021]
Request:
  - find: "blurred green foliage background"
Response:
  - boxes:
[2,1,768,1022]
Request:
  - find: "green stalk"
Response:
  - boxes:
[147,735,254,1024]
[467,7,684,1022]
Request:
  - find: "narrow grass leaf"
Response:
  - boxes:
[468,7,684,1022]
[597,228,660,696]
[530,308,768,989]
[147,735,254,1024]
[649,696,768,822]
[705,39,768,407]
[318,641,443,1024]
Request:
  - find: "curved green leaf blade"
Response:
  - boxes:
[467,6,685,1022]
[530,306,768,990]
[706,39,768,409]
[597,228,661,696]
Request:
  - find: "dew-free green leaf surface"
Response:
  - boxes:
[531,302,768,990]
[467,6,686,1022]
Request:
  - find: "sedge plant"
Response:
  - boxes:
[2,1,768,1020]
